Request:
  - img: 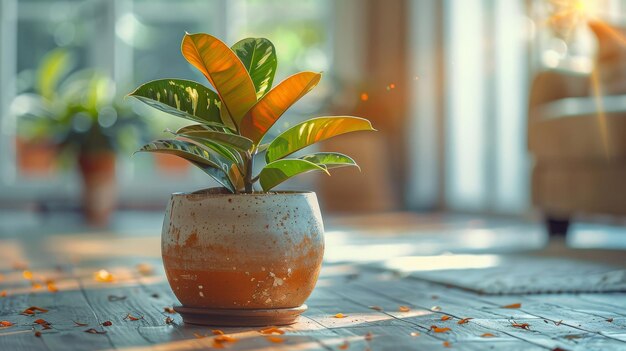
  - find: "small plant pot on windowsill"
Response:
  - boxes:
[162,188,324,326]
[78,151,117,227]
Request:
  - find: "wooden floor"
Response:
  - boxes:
[1,212,625,350]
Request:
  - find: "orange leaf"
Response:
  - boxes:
[334,313,346,318]
[124,313,143,321]
[34,319,49,325]
[430,325,451,333]
[481,333,496,338]
[266,336,285,343]
[34,331,41,337]
[399,306,411,312]
[214,335,237,343]
[457,318,473,325]
[102,321,112,326]
[240,71,321,143]
[502,303,521,309]
[212,329,225,335]
[338,340,350,350]
[441,315,451,321]
[46,282,58,293]
[0,321,13,327]
[22,306,48,315]
[23,270,33,280]
[260,327,284,335]
[94,269,114,283]
[511,322,530,330]
[181,33,257,128]
[164,307,176,314]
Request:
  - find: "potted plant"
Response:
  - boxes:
[14,49,148,226]
[129,33,375,326]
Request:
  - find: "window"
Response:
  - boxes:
[0,0,332,203]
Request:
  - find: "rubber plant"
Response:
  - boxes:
[129,33,375,193]
[129,33,375,326]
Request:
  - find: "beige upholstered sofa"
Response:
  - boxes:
[528,71,626,235]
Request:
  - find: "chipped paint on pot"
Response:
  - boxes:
[161,188,324,309]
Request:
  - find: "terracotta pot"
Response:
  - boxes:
[162,189,324,321]
[78,151,117,226]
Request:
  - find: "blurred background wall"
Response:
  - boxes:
[0,0,624,219]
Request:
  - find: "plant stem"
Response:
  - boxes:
[244,151,253,193]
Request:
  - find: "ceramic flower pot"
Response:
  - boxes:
[161,188,325,326]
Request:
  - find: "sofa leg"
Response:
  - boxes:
[545,216,570,237]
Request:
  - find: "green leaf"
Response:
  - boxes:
[176,124,253,151]
[266,116,376,163]
[136,139,234,192]
[258,159,329,192]
[128,79,229,128]
[36,49,75,100]
[299,152,360,171]
[183,135,243,166]
[231,38,278,99]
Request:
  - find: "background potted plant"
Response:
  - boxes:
[14,49,148,226]
[130,33,375,326]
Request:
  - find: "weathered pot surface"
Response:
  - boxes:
[161,188,325,310]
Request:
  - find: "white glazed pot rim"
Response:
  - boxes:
[172,187,316,198]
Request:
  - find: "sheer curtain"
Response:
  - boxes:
[409,0,531,214]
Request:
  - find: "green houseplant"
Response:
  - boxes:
[129,33,374,326]
[15,49,148,226]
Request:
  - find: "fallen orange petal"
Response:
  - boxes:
[338,340,350,350]
[360,93,369,102]
[260,327,284,335]
[212,329,225,335]
[364,332,373,341]
[481,333,496,338]
[46,282,58,293]
[502,303,521,309]
[73,321,88,327]
[399,306,411,312]
[368,305,383,311]
[164,307,176,314]
[443,341,451,348]
[441,315,451,321]
[34,319,49,325]
[214,335,237,343]
[511,322,530,330]
[94,269,115,283]
[457,318,473,325]
[0,290,6,297]
[606,318,614,323]
[165,317,174,324]
[193,332,206,339]
[22,306,49,315]
[124,313,143,321]
[23,270,33,280]
[334,313,346,318]
[430,325,451,333]
[136,263,154,276]
[102,321,112,326]
[0,321,13,327]
[266,336,285,343]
